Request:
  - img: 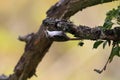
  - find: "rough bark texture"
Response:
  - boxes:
[0,0,116,80]
[43,18,120,41]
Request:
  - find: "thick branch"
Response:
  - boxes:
[47,0,116,19]
[43,18,120,41]
[2,0,116,80]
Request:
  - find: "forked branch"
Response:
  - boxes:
[0,0,117,80]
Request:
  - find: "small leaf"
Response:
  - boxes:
[116,47,120,57]
[109,46,120,63]
[102,20,114,29]
[93,41,103,49]
[78,42,84,46]
[108,40,111,46]
[103,40,111,49]
[103,41,107,49]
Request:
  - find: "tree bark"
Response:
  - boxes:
[43,18,120,41]
[0,0,116,80]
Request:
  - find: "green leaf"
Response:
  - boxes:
[103,41,107,49]
[109,46,120,63]
[116,47,120,57]
[102,20,114,29]
[93,41,103,49]
[107,40,111,46]
[102,40,111,49]
[102,6,120,30]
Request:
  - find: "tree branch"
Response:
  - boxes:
[43,18,120,41]
[47,0,116,19]
[0,0,116,80]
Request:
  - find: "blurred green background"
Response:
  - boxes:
[0,0,120,80]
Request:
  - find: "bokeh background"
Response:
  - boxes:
[0,0,120,80]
